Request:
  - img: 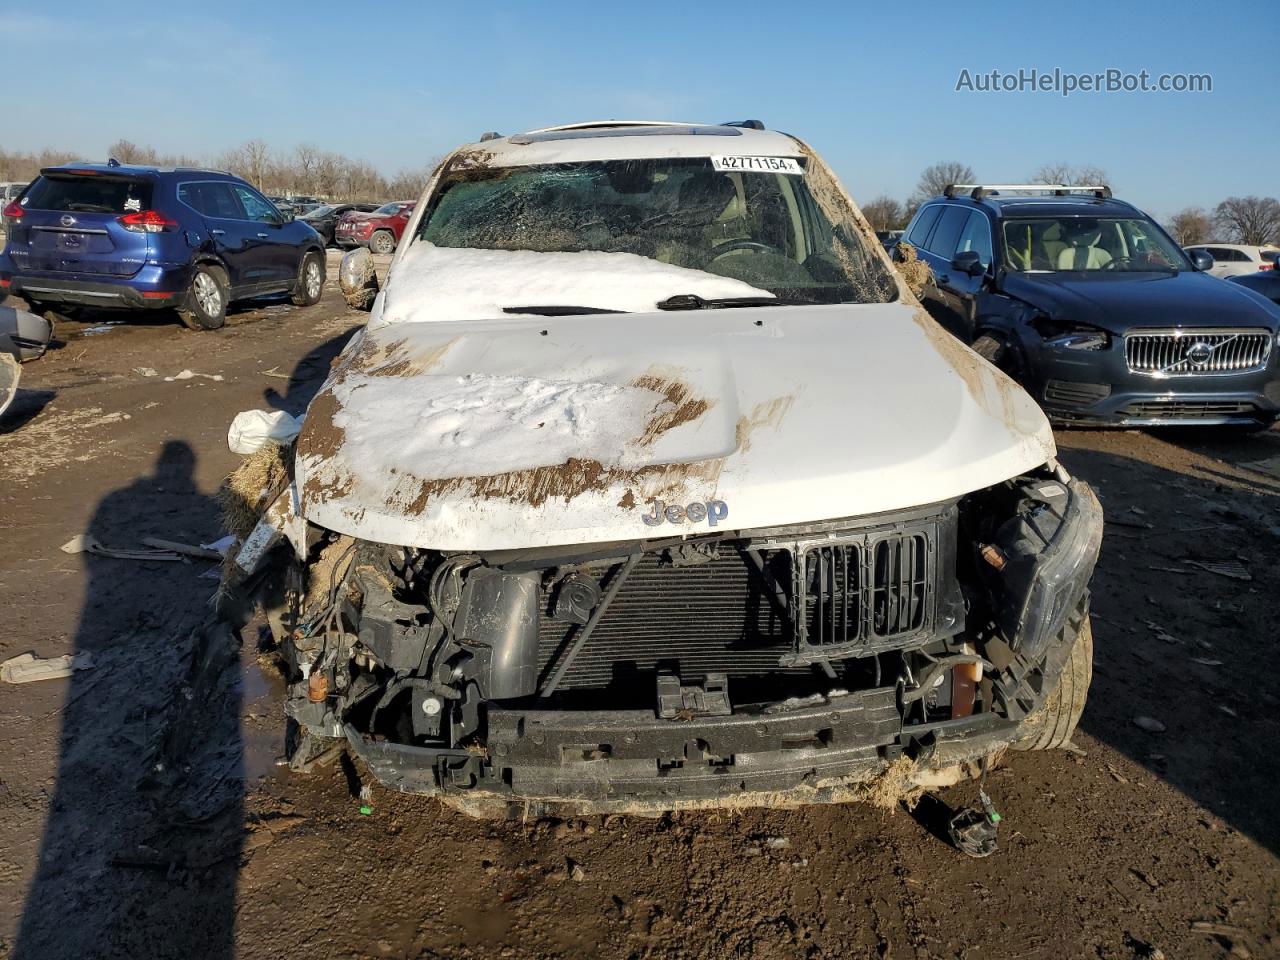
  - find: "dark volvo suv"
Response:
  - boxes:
[0,162,327,329]
[898,185,1280,428]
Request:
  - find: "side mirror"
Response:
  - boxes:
[339,247,380,311]
[1188,249,1214,272]
[951,250,985,277]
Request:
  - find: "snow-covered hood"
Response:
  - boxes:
[295,302,1055,551]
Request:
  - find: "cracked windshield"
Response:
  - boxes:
[416,158,895,304]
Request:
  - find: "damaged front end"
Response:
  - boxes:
[254,464,1101,815]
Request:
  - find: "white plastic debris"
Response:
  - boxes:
[165,369,225,382]
[135,366,158,377]
[2,651,94,684]
[59,534,183,562]
[227,409,304,455]
[201,534,239,557]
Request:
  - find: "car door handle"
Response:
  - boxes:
[257,232,270,239]
[210,229,225,236]
[937,274,951,285]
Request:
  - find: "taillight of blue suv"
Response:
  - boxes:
[1,203,177,234]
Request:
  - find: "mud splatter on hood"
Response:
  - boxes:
[295,304,1053,550]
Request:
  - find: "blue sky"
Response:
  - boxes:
[4,0,1273,217]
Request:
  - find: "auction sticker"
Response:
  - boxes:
[710,155,804,175]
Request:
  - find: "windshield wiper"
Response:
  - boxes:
[502,305,627,316]
[656,294,803,311]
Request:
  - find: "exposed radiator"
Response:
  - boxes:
[536,520,942,692]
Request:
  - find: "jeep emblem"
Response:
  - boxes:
[642,498,728,527]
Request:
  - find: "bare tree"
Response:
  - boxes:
[0,147,77,181]
[1031,163,1110,187]
[4,137,402,201]
[912,162,975,204]
[1214,196,1280,246]
[861,195,906,232]
[387,160,444,200]
[294,143,321,195]
[1166,207,1213,246]
[108,139,154,164]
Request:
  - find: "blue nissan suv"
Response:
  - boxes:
[898,184,1280,429]
[0,162,326,329]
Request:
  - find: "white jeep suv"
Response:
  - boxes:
[236,120,1103,818]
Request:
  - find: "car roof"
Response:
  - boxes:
[457,120,803,167]
[927,193,1141,219]
[1188,243,1273,251]
[41,162,235,179]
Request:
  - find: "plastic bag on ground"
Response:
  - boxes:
[228,409,304,455]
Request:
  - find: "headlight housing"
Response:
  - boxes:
[981,478,1104,661]
[1045,330,1109,351]
[1033,316,1111,350]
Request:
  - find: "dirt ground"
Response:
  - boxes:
[1,253,1278,960]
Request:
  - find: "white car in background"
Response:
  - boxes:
[1184,243,1279,278]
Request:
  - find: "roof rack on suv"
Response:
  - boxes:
[944,183,1113,200]
[720,119,765,130]
[522,120,699,135]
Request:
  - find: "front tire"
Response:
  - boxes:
[291,251,325,307]
[369,230,395,255]
[178,265,229,330]
[1013,602,1093,751]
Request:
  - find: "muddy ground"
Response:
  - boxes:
[1,253,1278,959]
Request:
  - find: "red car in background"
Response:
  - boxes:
[334,201,415,254]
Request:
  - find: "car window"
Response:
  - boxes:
[927,206,969,258]
[1261,251,1279,265]
[905,205,941,247]
[179,181,242,220]
[955,211,993,267]
[232,185,281,223]
[1002,216,1186,272]
[23,174,153,213]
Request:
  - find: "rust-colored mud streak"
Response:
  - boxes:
[617,490,636,509]
[398,456,727,514]
[909,306,1035,435]
[631,372,713,447]
[361,335,459,379]
[735,395,796,454]
[297,387,353,505]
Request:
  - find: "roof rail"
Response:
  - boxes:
[522,120,699,135]
[721,119,765,130]
[944,183,1113,200]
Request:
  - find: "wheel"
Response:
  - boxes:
[291,251,325,307]
[1013,601,1093,752]
[369,230,395,255]
[178,265,229,330]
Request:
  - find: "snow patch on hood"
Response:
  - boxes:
[370,242,771,329]
[330,371,671,482]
